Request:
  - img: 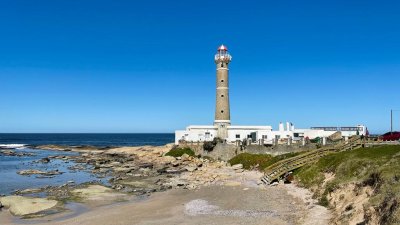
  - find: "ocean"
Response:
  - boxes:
[0,133,175,147]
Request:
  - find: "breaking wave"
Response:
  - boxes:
[0,144,27,149]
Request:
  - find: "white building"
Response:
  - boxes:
[175,45,368,145]
[175,123,367,145]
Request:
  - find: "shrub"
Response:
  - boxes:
[229,152,303,171]
[229,153,273,170]
[165,147,195,157]
[319,195,330,207]
[203,137,223,152]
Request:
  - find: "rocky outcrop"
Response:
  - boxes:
[71,185,128,202]
[0,150,36,157]
[17,169,63,176]
[0,196,59,216]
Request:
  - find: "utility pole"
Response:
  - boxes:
[391,109,393,134]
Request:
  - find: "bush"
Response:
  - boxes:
[203,137,223,152]
[229,152,303,171]
[319,195,330,207]
[229,153,273,170]
[165,147,195,157]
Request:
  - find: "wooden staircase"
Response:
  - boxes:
[261,136,363,185]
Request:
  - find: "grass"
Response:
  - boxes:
[293,145,400,224]
[165,147,195,157]
[228,152,303,171]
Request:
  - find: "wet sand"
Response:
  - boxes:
[0,185,330,225]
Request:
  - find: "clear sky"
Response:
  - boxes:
[0,0,399,134]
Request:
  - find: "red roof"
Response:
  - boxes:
[218,44,228,51]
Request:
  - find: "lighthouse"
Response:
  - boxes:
[214,44,232,139]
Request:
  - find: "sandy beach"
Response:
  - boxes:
[0,184,330,225]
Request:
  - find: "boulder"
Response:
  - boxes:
[181,154,190,161]
[231,164,243,170]
[0,196,59,216]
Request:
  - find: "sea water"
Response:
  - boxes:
[0,133,174,147]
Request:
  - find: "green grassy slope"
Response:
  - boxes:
[294,145,400,224]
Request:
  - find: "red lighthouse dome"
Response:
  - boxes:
[218,44,228,51]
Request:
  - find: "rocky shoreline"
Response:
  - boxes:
[0,144,258,216]
[0,144,331,224]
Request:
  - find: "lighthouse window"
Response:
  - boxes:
[221,63,224,67]
[221,80,224,83]
[221,95,224,97]
[221,110,224,113]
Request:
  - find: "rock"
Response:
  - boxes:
[17,169,63,176]
[181,154,190,161]
[184,166,197,172]
[110,162,122,167]
[0,196,59,216]
[138,163,153,169]
[235,169,244,173]
[71,185,128,202]
[0,150,16,156]
[113,167,132,173]
[14,188,42,195]
[38,157,50,163]
[231,164,243,170]
[171,161,180,167]
[156,167,168,174]
[166,169,180,174]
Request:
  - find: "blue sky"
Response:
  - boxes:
[0,0,399,134]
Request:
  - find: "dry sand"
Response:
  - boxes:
[0,184,330,225]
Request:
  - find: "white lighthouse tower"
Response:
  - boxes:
[214,44,232,139]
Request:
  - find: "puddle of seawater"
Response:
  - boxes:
[0,147,110,195]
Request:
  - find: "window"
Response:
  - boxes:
[221,80,224,83]
[221,94,224,97]
[236,134,240,139]
[221,110,224,113]
[262,135,268,139]
[221,63,224,68]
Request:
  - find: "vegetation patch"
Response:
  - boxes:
[294,145,400,224]
[228,152,302,171]
[203,138,223,152]
[165,147,195,157]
